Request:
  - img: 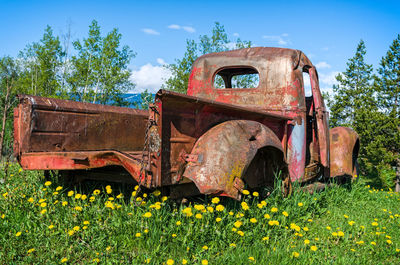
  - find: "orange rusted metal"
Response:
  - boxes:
[14,47,359,199]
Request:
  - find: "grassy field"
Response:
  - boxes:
[0,163,399,264]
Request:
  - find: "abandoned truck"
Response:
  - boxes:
[13,47,359,200]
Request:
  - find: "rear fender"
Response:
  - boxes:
[329,127,359,178]
[183,120,286,200]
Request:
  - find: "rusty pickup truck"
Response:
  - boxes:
[13,47,359,200]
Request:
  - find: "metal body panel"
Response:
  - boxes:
[330,127,359,178]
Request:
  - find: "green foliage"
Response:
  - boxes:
[67,20,135,106]
[18,26,66,98]
[0,56,19,159]
[163,22,255,93]
[0,166,399,264]
[374,34,400,174]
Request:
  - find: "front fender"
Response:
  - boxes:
[330,127,359,178]
[182,120,286,200]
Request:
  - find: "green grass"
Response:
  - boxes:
[0,163,399,264]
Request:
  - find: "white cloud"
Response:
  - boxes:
[182,26,195,33]
[262,34,289,46]
[315,61,331,69]
[168,24,181,30]
[130,59,172,93]
[233,32,240,37]
[167,24,196,33]
[141,28,160,35]
[319,71,340,87]
[322,47,329,51]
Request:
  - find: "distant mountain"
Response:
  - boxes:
[123,93,155,106]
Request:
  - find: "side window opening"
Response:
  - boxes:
[214,67,259,89]
[303,71,312,97]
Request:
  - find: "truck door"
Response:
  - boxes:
[307,67,330,170]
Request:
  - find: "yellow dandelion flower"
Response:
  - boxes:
[326,226,331,230]
[282,211,288,217]
[264,213,271,219]
[241,202,249,211]
[348,221,355,226]
[387,240,392,244]
[73,226,80,231]
[135,233,141,238]
[230,243,236,247]
[152,190,161,196]
[207,206,214,213]
[27,248,35,253]
[44,181,52,186]
[166,259,174,265]
[62,201,68,206]
[74,206,83,211]
[234,221,243,228]
[182,259,188,264]
[161,196,168,202]
[271,207,278,213]
[201,260,208,265]
[216,204,225,211]
[310,245,318,251]
[75,194,82,199]
[28,197,34,203]
[194,205,205,211]
[252,191,259,197]
[356,241,364,245]
[338,231,344,237]
[343,214,349,219]
[48,225,54,229]
[232,227,237,232]
[176,221,182,226]
[81,195,87,200]
[216,217,222,222]
[292,251,300,258]
[68,230,74,236]
[304,239,310,245]
[307,219,313,222]
[83,220,90,225]
[298,202,303,207]
[229,211,234,216]
[242,189,250,195]
[89,196,95,202]
[40,202,47,208]
[332,232,338,237]
[249,256,255,261]
[262,236,269,241]
[61,258,68,263]
[250,218,257,223]
[40,209,47,214]
[83,226,87,230]
[211,197,220,204]
[202,245,208,250]
[171,233,177,238]
[143,193,147,198]
[67,191,74,197]
[143,212,152,218]
[195,213,202,219]
[55,186,62,191]
[257,203,264,209]
[303,227,309,231]
[237,230,244,236]
[15,232,22,237]
[371,222,378,226]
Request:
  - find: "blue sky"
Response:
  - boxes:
[1,0,399,93]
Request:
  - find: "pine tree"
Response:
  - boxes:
[328,40,383,179]
[375,34,400,188]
